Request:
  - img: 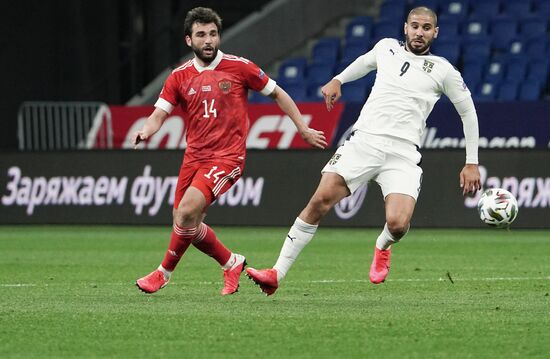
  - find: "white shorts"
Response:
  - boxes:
[322,131,423,200]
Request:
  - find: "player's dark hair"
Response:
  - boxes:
[184,7,223,37]
[407,6,438,26]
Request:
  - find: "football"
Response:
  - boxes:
[477,188,519,228]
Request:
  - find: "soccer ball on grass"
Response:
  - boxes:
[477,188,519,228]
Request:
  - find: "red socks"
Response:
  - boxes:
[192,223,231,266]
[160,223,231,271]
[160,224,195,271]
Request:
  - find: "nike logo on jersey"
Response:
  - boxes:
[389,49,395,55]
[287,235,296,242]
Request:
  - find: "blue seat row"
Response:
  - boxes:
[250,0,550,103]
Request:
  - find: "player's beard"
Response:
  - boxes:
[192,44,218,65]
[406,36,433,55]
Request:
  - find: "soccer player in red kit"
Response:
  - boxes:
[134,7,327,295]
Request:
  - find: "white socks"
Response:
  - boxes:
[375,223,410,250]
[158,265,172,280]
[274,217,318,281]
[375,223,397,250]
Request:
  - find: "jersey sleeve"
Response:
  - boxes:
[242,60,276,96]
[441,66,471,104]
[334,39,379,84]
[154,72,180,114]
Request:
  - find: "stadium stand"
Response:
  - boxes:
[258,0,550,104]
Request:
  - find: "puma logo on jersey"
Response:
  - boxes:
[188,88,196,95]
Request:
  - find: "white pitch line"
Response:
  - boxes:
[0,284,37,287]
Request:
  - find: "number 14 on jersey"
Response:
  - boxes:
[202,99,218,118]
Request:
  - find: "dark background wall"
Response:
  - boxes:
[0,0,270,150]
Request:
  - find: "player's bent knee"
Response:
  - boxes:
[308,195,336,216]
[386,218,410,239]
[173,206,203,227]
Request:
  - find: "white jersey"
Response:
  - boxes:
[335,38,471,147]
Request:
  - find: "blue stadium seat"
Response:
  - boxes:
[372,20,402,44]
[463,18,489,39]
[484,59,506,84]
[432,39,461,65]
[462,38,491,62]
[345,16,373,47]
[305,63,334,86]
[306,83,324,102]
[470,0,501,18]
[341,82,368,102]
[280,83,307,102]
[341,43,369,64]
[535,0,550,18]
[474,82,497,101]
[410,0,440,11]
[462,61,484,87]
[525,36,547,60]
[507,38,524,58]
[440,0,470,19]
[311,37,341,66]
[464,78,480,94]
[379,0,407,23]
[526,60,549,81]
[504,0,533,19]
[518,82,542,100]
[277,57,307,84]
[490,16,519,51]
[496,81,519,101]
[519,17,547,39]
[335,60,353,76]
[436,16,460,41]
[505,59,527,81]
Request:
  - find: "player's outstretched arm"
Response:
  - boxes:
[133,107,169,149]
[269,85,327,149]
[452,96,481,195]
[321,79,342,112]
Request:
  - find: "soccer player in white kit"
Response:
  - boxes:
[247,7,482,295]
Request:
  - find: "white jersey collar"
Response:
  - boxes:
[193,50,224,72]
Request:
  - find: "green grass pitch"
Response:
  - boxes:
[1,226,549,358]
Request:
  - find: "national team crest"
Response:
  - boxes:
[218,80,232,94]
[328,154,341,166]
[423,60,434,73]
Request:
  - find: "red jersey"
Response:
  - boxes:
[155,50,274,162]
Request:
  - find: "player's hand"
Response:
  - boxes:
[300,128,327,149]
[460,164,481,196]
[321,79,342,112]
[133,131,148,149]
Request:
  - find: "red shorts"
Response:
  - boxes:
[173,159,245,210]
